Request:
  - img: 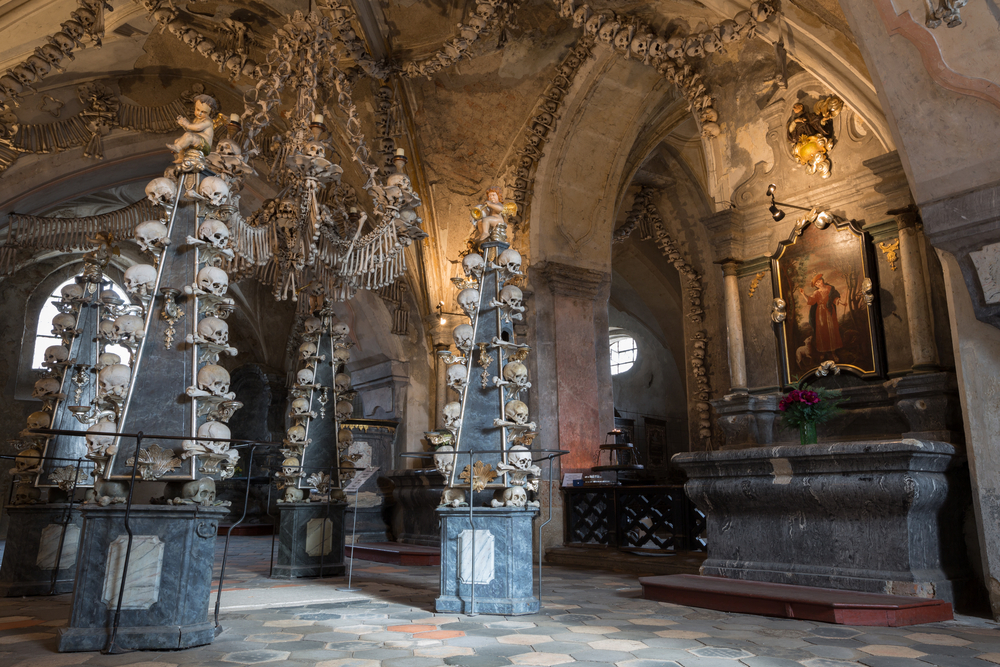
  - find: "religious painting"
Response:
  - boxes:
[769,210,884,386]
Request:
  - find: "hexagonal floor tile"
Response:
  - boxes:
[626,618,677,627]
[687,646,755,659]
[567,625,621,635]
[654,630,709,639]
[245,633,304,643]
[508,652,575,666]
[497,634,553,645]
[905,632,971,646]
[588,639,647,652]
[415,645,476,658]
[486,621,537,630]
[801,659,862,667]
[315,660,382,667]
[615,660,682,667]
[858,644,927,658]
[220,649,291,664]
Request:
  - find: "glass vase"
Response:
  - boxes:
[799,422,818,445]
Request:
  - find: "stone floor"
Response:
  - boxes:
[1,536,1000,667]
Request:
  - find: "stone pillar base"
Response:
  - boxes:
[674,440,972,606]
[436,506,539,615]
[0,504,83,597]
[273,502,346,579]
[58,504,229,652]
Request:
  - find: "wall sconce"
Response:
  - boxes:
[436,301,463,326]
[766,184,813,222]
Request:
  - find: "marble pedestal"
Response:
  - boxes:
[273,502,346,579]
[436,506,539,615]
[675,440,971,604]
[58,504,229,652]
[0,504,83,596]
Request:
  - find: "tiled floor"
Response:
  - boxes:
[2,536,1000,667]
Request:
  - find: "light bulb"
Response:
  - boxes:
[439,317,446,325]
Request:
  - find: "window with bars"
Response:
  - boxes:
[31,278,129,370]
[609,330,637,376]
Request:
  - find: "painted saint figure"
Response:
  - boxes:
[800,274,843,360]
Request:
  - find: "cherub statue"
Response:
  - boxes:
[471,187,516,246]
[787,96,843,179]
[168,94,218,157]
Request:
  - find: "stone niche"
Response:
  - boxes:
[675,440,973,606]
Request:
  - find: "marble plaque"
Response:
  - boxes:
[971,242,1000,304]
[458,529,495,585]
[305,518,333,557]
[36,523,81,570]
[101,535,164,610]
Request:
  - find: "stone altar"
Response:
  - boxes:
[58,504,228,652]
[0,503,83,596]
[674,440,972,605]
[273,501,347,579]
[436,506,539,615]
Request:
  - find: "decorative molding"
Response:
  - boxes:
[535,260,607,299]
[874,0,1000,112]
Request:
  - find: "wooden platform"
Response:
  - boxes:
[639,574,954,626]
[217,523,274,536]
[545,545,706,576]
[346,542,440,566]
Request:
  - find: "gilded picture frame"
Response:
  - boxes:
[769,209,884,386]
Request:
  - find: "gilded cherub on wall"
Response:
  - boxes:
[470,186,517,247]
[787,95,844,179]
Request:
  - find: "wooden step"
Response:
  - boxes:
[216,523,274,537]
[639,574,953,627]
[346,542,440,566]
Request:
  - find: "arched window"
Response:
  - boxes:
[609,328,638,376]
[31,278,129,369]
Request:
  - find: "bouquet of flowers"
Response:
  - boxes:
[779,379,845,443]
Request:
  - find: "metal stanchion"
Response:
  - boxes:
[104,431,144,655]
[48,457,84,595]
[214,444,257,629]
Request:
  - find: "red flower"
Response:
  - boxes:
[802,391,820,405]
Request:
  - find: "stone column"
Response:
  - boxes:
[720,261,748,393]
[893,208,939,371]
[428,320,452,431]
[533,262,612,470]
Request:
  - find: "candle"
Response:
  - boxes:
[313,114,324,124]
[229,113,240,122]
[395,148,405,156]
[349,207,358,214]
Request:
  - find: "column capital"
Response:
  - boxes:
[888,205,920,231]
[534,261,609,299]
[718,260,741,276]
[701,208,745,263]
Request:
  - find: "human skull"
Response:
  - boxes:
[457,289,480,318]
[196,420,230,447]
[124,264,157,296]
[443,401,462,431]
[98,319,117,341]
[198,176,230,207]
[145,177,176,207]
[631,32,652,61]
[198,364,230,396]
[433,445,456,475]
[716,20,737,43]
[216,139,241,156]
[499,285,523,310]
[197,317,229,345]
[14,448,41,472]
[100,289,122,305]
[299,341,317,359]
[303,316,323,336]
[461,253,485,279]
[446,364,467,391]
[197,266,229,296]
[701,32,721,53]
[14,483,41,505]
[52,312,77,336]
[750,1,774,23]
[453,324,474,352]
[44,345,69,366]
[198,218,230,249]
[685,35,704,58]
[134,220,169,252]
[649,36,668,61]
[570,4,590,26]
[86,420,117,455]
[332,347,351,364]
[500,485,527,507]
[505,400,529,425]
[196,39,215,58]
[26,411,50,430]
[291,397,312,415]
[182,477,216,505]
[614,24,634,54]
[497,248,522,275]
[584,12,605,36]
[113,314,144,342]
[296,368,314,386]
[334,372,352,393]
[332,322,350,337]
[281,456,301,476]
[502,361,528,385]
[666,35,685,59]
[303,140,326,159]
[508,444,533,469]
[598,19,620,43]
[98,352,121,367]
[33,377,61,399]
[286,425,307,444]
[99,364,131,398]
[60,282,84,301]
[335,399,353,421]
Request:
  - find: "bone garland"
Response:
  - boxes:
[619,187,714,448]
[0,0,109,109]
